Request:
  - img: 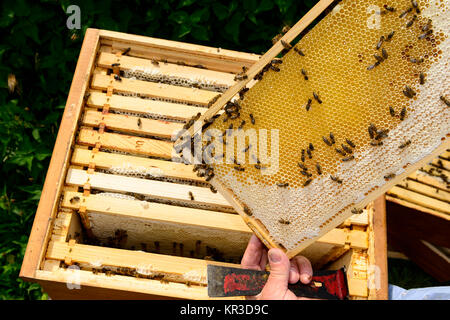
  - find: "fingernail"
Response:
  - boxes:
[302,274,312,283]
[268,250,281,263]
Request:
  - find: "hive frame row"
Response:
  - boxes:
[19,27,389,299]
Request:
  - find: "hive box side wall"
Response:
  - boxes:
[20,28,101,280]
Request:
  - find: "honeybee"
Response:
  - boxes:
[313,92,322,104]
[238,120,246,130]
[277,182,289,187]
[114,74,122,81]
[384,5,395,12]
[342,155,355,162]
[384,173,395,180]
[244,206,252,216]
[323,136,332,146]
[234,166,245,172]
[210,185,217,193]
[368,123,377,139]
[411,0,418,9]
[239,87,249,100]
[300,170,312,177]
[243,144,251,153]
[111,63,120,67]
[151,59,159,66]
[346,139,356,148]
[399,140,411,149]
[234,74,248,81]
[341,144,352,154]
[374,54,383,62]
[406,15,417,28]
[294,47,305,56]
[189,191,194,201]
[301,149,306,162]
[281,40,292,50]
[329,132,335,144]
[399,7,412,18]
[301,69,308,80]
[316,163,322,175]
[403,86,416,98]
[278,219,291,225]
[375,129,389,140]
[305,98,312,111]
[250,113,255,125]
[70,196,80,204]
[330,175,343,184]
[400,107,407,121]
[137,118,142,128]
[205,172,214,182]
[386,31,395,41]
[306,148,312,159]
[351,208,363,214]
[335,148,346,156]
[309,143,314,151]
[376,36,384,50]
[270,65,281,72]
[370,141,383,146]
[122,47,131,55]
[298,163,308,171]
[303,179,312,186]
[382,48,388,59]
[389,106,396,117]
[194,64,206,69]
[419,72,425,85]
[440,96,450,107]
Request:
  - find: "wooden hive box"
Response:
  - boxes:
[20,28,388,300]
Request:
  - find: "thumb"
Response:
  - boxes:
[260,248,291,299]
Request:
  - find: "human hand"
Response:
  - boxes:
[241,235,313,300]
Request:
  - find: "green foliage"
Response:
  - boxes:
[0,0,317,300]
[0,0,439,300]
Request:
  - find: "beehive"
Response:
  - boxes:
[20,28,388,299]
[180,0,450,258]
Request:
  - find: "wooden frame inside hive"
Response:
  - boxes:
[178,0,450,258]
[19,28,388,299]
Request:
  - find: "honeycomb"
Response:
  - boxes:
[189,0,450,252]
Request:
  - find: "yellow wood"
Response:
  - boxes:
[62,191,246,233]
[91,73,219,106]
[65,168,232,209]
[386,195,450,220]
[98,52,236,87]
[87,91,207,121]
[77,128,175,159]
[387,185,450,213]
[46,241,235,285]
[98,29,260,74]
[397,179,450,202]
[71,147,203,182]
[82,109,183,139]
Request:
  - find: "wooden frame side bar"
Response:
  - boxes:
[20,28,101,280]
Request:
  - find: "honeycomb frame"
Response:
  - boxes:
[177,0,449,258]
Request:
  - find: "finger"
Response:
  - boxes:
[293,255,313,284]
[241,235,265,270]
[289,260,300,284]
[260,248,291,299]
[259,249,268,270]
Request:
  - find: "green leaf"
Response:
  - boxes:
[225,11,244,44]
[191,26,209,41]
[212,3,229,21]
[177,24,191,38]
[177,0,197,8]
[191,8,210,24]
[32,129,40,141]
[169,11,189,24]
[256,0,274,13]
